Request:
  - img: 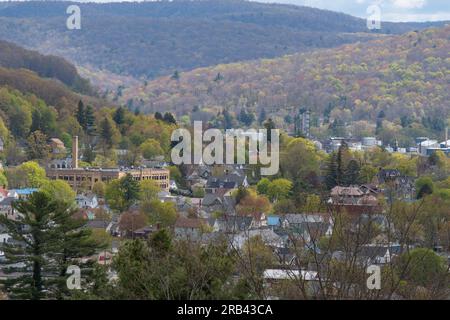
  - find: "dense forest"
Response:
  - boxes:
[0,40,92,95]
[0,1,445,80]
[117,25,450,146]
[0,40,176,170]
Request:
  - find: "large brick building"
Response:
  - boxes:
[46,136,170,191]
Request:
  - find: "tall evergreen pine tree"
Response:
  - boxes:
[0,192,102,300]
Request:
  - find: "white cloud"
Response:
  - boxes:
[391,0,427,9]
[382,11,450,21]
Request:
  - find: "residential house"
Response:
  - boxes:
[174,196,202,216]
[251,212,268,229]
[0,232,11,245]
[205,173,248,194]
[263,269,322,298]
[76,193,99,209]
[49,138,66,155]
[200,192,236,215]
[185,165,211,188]
[267,215,281,229]
[374,169,416,201]
[331,243,403,266]
[213,215,254,233]
[281,214,333,244]
[329,186,382,215]
[169,180,178,190]
[132,225,157,239]
[85,220,110,231]
[8,188,38,199]
[174,217,207,241]
[329,186,365,205]
[231,228,285,250]
[0,187,8,201]
[0,197,19,220]
[358,243,402,265]
[263,269,318,282]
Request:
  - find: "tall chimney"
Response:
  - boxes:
[72,136,79,169]
[446,127,448,148]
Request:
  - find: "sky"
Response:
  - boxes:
[255,0,450,22]
[2,0,449,22]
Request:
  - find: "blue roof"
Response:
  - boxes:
[267,216,280,226]
[12,188,39,195]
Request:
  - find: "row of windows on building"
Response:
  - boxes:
[49,175,168,183]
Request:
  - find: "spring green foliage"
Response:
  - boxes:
[258,178,293,202]
[123,26,450,144]
[140,138,164,160]
[40,179,76,205]
[141,199,178,227]
[398,248,448,287]
[5,161,47,188]
[416,176,434,199]
[0,192,101,300]
[105,174,141,212]
[111,237,240,299]
[139,179,161,202]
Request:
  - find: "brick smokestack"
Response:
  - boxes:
[72,136,79,169]
[446,127,448,148]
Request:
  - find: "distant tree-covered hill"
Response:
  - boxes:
[0,66,102,111]
[0,39,93,95]
[0,41,111,149]
[0,1,445,80]
[118,26,450,146]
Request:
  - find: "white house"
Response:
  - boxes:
[0,197,20,220]
[169,180,178,190]
[0,233,11,244]
[76,194,99,209]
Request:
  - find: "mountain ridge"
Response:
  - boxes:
[115,25,450,145]
[0,0,446,80]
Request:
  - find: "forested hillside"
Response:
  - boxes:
[118,25,450,146]
[0,40,93,95]
[0,40,177,170]
[0,1,444,80]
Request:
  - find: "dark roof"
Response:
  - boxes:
[86,220,109,229]
[360,214,388,227]
[201,193,236,214]
[206,173,245,189]
[358,244,402,260]
[377,169,415,185]
[0,197,15,206]
[331,186,364,197]
[283,214,325,224]
[359,184,381,195]
[216,215,253,232]
[202,194,223,206]
[0,224,7,233]
[206,180,238,189]
[378,169,401,179]
[174,217,205,229]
